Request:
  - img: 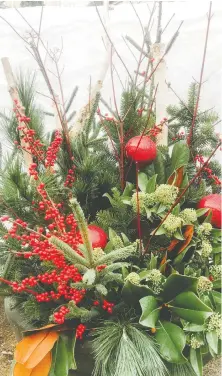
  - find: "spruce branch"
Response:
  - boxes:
[69,198,95,267]
[50,236,89,267]
[95,243,137,266]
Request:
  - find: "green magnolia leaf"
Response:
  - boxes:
[153,226,166,236]
[182,321,204,332]
[61,333,77,370]
[155,321,187,363]
[172,204,180,216]
[122,280,154,305]
[145,207,152,219]
[190,348,203,376]
[162,274,198,302]
[170,142,190,173]
[211,291,221,312]
[206,331,218,354]
[53,336,69,376]
[204,210,212,223]
[174,230,185,241]
[148,253,158,270]
[211,229,222,238]
[139,296,160,328]
[138,172,148,192]
[154,151,165,184]
[196,208,209,217]
[213,280,221,289]
[171,292,213,324]
[212,246,221,254]
[146,174,157,193]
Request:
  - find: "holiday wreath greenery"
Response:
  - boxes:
[0,69,221,376]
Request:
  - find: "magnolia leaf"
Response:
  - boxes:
[24,332,59,369]
[155,321,187,363]
[29,352,52,376]
[148,253,158,270]
[60,333,77,370]
[182,322,204,332]
[162,274,198,302]
[190,348,203,376]
[139,296,160,328]
[153,226,166,236]
[146,174,157,193]
[172,204,180,216]
[174,230,184,241]
[167,225,194,255]
[196,208,209,217]
[167,166,184,188]
[138,172,148,192]
[154,151,165,184]
[122,280,154,305]
[211,291,221,312]
[206,331,218,354]
[145,207,152,219]
[53,336,69,376]
[170,142,190,173]
[171,291,213,324]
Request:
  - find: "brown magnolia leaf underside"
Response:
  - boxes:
[167,225,194,255]
[167,166,184,188]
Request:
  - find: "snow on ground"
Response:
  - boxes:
[0,2,221,150]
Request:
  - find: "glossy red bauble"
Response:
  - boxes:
[197,194,221,228]
[87,225,108,249]
[125,135,157,163]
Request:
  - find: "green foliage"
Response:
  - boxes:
[92,321,167,376]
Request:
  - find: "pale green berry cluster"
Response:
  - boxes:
[190,335,203,349]
[93,247,105,262]
[206,313,222,339]
[209,265,222,280]
[155,184,179,205]
[180,208,197,223]
[112,235,124,249]
[163,214,183,235]
[146,269,163,294]
[131,192,156,215]
[125,272,140,285]
[201,240,213,258]
[197,276,213,294]
[198,222,213,236]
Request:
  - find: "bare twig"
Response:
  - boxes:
[95,3,133,82]
[37,5,44,49]
[130,1,144,37]
[161,13,175,35]
[165,20,184,55]
[122,36,138,64]
[100,97,117,119]
[65,86,78,114]
[125,35,149,57]
[187,2,213,146]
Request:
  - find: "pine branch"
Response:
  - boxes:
[95,243,137,266]
[50,236,89,267]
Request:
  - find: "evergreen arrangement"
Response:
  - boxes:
[0,70,221,376]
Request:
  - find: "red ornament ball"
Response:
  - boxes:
[197,194,221,228]
[125,135,157,163]
[87,225,108,249]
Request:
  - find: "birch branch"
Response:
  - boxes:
[1,57,33,169]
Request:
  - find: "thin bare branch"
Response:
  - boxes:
[187,2,213,146]
[130,1,144,37]
[37,5,44,49]
[161,13,175,35]
[156,1,163,43]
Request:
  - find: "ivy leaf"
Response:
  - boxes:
[146,174,157,193]
[206,331,218,354]
[170,142,190,173]
[190,348,203,376]
[138,172,148,192]
[170,291,213,324]
[162,274,198,302]
[155,321,187,363]
[139,296,160,328]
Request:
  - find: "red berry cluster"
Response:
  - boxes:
[102,300,114,314]
[45,131,63,168]
[194,155,221,186]
[29,163,38,180]
[172,131,185,142]
[76,324,86,339]
[53,306,70,324]
[93,299,114,314]
[96,265,107,272]
[64,167,76,188]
